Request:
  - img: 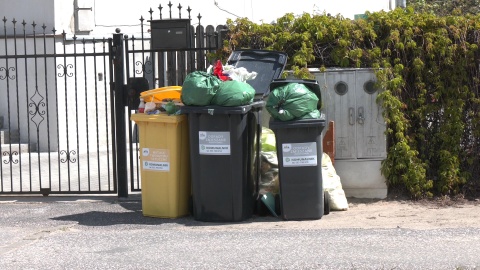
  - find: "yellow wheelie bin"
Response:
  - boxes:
[131,99,190,218]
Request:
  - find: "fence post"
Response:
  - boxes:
[112,29,128,198]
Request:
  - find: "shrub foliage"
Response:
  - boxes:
[215,8,480,198]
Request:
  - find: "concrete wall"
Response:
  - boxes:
[0,0,55,36]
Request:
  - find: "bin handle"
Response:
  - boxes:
[349,107,355,125]
[357,106,365,125]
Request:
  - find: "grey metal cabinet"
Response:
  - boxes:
[314,68,386,160]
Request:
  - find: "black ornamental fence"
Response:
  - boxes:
[0,2,226,196]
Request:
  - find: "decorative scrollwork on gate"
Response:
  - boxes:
[2,151,19,164]
[135,60,153,75]
[28,87,46,129]
[60,150,77,163]
[0,67,16,80]
[56,64,74,77]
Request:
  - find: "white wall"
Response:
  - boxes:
[0,0,55,36]
[1,0,393,37]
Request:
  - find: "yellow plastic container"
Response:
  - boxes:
[140,86,182,103]
[130,113,190,218]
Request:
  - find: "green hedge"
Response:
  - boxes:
[214,8,480,198]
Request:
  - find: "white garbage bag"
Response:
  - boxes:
[223,65,258,82]
[322,153,349,211]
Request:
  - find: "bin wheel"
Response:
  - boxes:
[324,191,331,215]
[256,197,268,216]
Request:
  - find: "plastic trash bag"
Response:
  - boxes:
[163,101,181,115]
[223,65,258,82]
[261,127,277,153]
[260,155,279,195]
[144,101,157,113]
[297,109,324,120]
[266,83,319,121]
[260,128,279,195]
[181,71,222,106]
[210,80,256,106]
[321,153,349,211]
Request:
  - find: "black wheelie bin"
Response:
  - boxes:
[268,79,327,220]
[181,50,287,222]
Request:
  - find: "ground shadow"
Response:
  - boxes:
[51,209,281,227]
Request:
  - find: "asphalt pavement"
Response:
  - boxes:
[1,195,480,270]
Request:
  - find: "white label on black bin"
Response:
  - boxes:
[199,131,231,155]
[282,142,317,167]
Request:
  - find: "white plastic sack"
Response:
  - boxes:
[144,101,157,113]
[322,153,349,211]
[223,65,258,82]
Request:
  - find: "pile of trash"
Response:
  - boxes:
[137,86,183,115]
[135,60,259,115]
[266,80,323,121]
[259,128,280,196]
[181,60,258,107]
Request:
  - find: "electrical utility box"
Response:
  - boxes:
[149,19,191,50]
[310,68,388,199]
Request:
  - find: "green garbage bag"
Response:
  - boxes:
[297,109,323,120]
[163,101,181,115]
[181,71,222,106]
[211,80,256,106]
[266,83,319,121]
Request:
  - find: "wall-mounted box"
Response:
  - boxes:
[150,19,191,50]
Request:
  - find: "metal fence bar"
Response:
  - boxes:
[107,38,117,193]
[113,31,128,198]
[12,20,22,191]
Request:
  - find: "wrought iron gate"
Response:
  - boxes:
[0,4,225,196]
[120,5,226,195]
[0,19,117,195]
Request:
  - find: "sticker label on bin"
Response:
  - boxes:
[199,131,231,155]
[282,142,317,167]
[142,148,170,172]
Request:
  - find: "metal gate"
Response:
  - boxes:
[0,19,117,195]
[120,5,226,195]
[0,4,225,196]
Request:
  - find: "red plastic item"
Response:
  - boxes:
[213,60,231,81]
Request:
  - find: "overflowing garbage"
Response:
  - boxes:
[137,86,183,115]
[181,60,258,106]
[136,60,259,116]
[266,79,323,121]
[266,83,320,121]
[132,49,348,221]
[259,128,280,196]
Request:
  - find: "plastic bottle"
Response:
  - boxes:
[138,98,145,113]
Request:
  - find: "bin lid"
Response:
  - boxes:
[181,101,264,115]
[226,50,287,97]
[140,86,182,102]
[269,118,326,130]
[268,79,322,104]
